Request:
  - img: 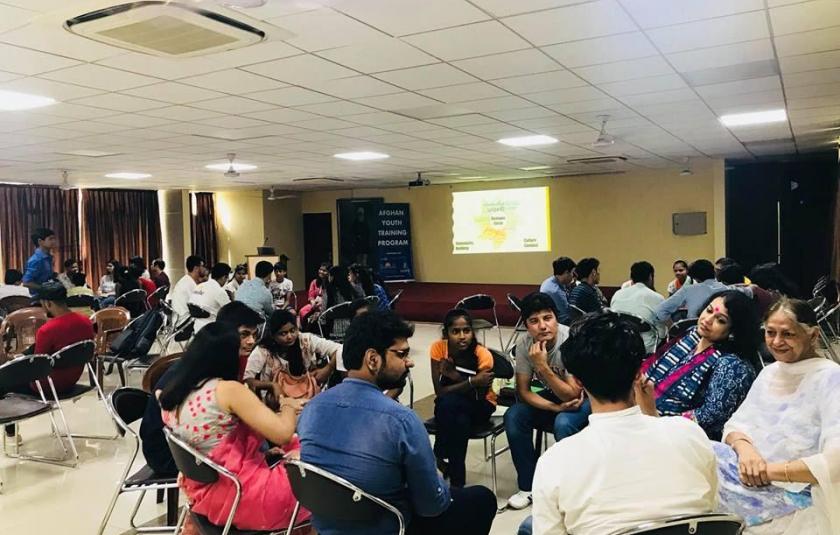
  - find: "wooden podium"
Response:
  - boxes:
[244,255,279,279]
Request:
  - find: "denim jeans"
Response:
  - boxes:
[504,394,592,491]
[433,393,495,487]
[518,515,533,535]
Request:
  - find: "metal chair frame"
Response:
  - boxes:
[317,302,353,342]
[115,288,150,317]
[455,294,504,349]
[608,512,745,535]
[388,289,403,310]
[504,293,528,352]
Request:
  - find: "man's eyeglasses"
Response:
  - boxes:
[387,348,411,360]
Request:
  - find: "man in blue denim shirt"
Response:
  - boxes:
[539,256,576,325]
[298,310,497,535]
[22,227,58,298]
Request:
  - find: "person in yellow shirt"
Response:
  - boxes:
[430,308,496,488]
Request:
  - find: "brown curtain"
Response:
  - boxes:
[81,189,162,291]
[0,185,80,275]
[190,192,218,266]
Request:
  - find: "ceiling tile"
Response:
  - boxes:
[419,82,509,103]
[783,67,840,87]
[354,91,440,110]
[540,32,658,68]
[403,21,531,61]
[646,11,770,54]
[195,116,270,129]
[774,26,840,57]
[769,0,840,35]
[469,0,584,17]
[68,93,168,112]
[141,106,225,122]
[0,21,122,62]
[779,50,840,73]
[242,54,357,85]
[40,64,160,91]
[0,43,81,76]
[178,70,288,94]
[503,0,636,46]
[694,75,781,98]
[527,85,606,105]
[331,0,489,36]
[786,81,840,99]
[618,88,698,106]
[703,90,785,114]
[574,56,674,84]
[458,95,534,112]
[374,63,478,90]
[122,82,224,104]
[30,102,120,120]
[619,0,764,28]
[682,59,780,87]
[316,39,437,73]
[453,49,559,79]
[1,77,102,101]
[245,87,337,107]
[667,39,775,72]
[267,8,386,51]
[95,53,221,80]
[491,70,586,93]
[295,100,377,116]
[600,74,688,96]
[304,75,404,99]
[345,112,418,126]
[190,96,278,114]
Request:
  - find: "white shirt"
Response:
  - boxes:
[533,406,718,535]
[243,332,342,381]
[188,279,231,332]
[169,274,196,321]
[224,278,240,296]
[270,277,294,309]
[609,282,666,353]
[0,284,31,300]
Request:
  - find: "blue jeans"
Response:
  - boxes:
[504,395,592,491]
[518,515,533,535]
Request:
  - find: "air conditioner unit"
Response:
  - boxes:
[65,1,267,57]
[565,156,628,165]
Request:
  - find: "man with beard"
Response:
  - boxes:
[298,310,497,535]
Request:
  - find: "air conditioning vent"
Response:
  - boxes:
[65,1,267,57]
[565,156,628,165]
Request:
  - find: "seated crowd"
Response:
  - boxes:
[2,225,838,535]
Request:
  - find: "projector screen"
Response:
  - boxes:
[452,186,551,254]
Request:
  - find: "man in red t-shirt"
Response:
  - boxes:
[32,281,95,394]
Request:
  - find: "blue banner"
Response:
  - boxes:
[375,203,414,281]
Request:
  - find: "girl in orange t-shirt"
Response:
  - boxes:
[430,309,496,487]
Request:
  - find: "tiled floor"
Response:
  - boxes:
[0,323,532,535]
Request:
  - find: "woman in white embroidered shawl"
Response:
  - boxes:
[714,298,840,534]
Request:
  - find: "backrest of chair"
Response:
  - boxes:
[0,295,33,315]
[364,295,380,307]
[51,339,95,369]
[110,387,150,431]
[0,354,52,392]
[488,348,514,379]
[67,294,96,308]
[142,353,182,392]
[613,312,651,333]
[285,459,401,525]
[568,304,585,322]
[507,293,523,312]
[116,289,148,317]
[456,294,495,311]
[187,303,211,319]
[388,289,403,309]
[91,307,131,354]
[610,513,745,535]
[668,318,696,340]
[165,428,220,484]
[321,302,353,322]
[5,307,48,351]
[808,296,826,313]
[148,285,169,304]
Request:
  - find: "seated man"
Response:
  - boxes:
[503,292,591,510]
[188,262,232,332]
[655,259,726,323]
[139,301,262,476]
[568,257,605,314]
[0,269,31,299]
[235,260,274,318]
[66,272,95,316]
[539,257,576,325]
[168,255,205,321]
[609,261,665,354]
[297,310,497,535]
[525,312,718,535]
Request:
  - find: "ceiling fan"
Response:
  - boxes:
[591,115,616,148]
[223,153,240,178]
[679,157,694,176]
[266,186,298,201]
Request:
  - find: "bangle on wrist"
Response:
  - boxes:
[784,462,792,483]
[731,437,753,448]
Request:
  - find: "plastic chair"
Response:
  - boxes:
[0,306,47,359]
[318,302,353,342]
[286,458,405,535]
[455,294,503,349]
[98,388,179,534]
[608,513,745,534]
[115,289,149,318]
[0,295,33,317]
[141,353,182,393]
[91,307,132,387]
[388,289,403,310]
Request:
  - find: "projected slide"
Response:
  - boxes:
[452,186,551,254]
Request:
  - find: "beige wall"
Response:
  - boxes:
[215,189,265,269]
[262,191,305,290]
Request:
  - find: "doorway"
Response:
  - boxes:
[303,213,333,286]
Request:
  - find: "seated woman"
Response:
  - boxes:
[243,310,340,397]
[349,264,390,312]
[637,290,762,440]
[323,265,356,340]
[299,262,330,325]
[714,298,840,534]
[159,322,309,532]
[430,309,496,488]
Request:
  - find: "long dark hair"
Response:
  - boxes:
[314,261,331,289]
[260,310,305,375]
[158,322,241,410]
[350,264,375,296]
[442,308,479,368]
[699,290,762,372]
[328,265,355,303]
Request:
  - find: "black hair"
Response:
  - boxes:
[342,310,414,371]
[699,290,761,372]
[217,301,263,330]
[442,308,479,360]
[152,258,166,270]
[39,280,67,302]
[630,261,654,284]
[575,257,600,279]
[234,263,247,274]
[31,227,54,247]
[717,263,744,285]
[211,262,232,280]
[328,265,356,303]
[185,255,204,273]
[260,310,305,375]
[749,263,800,297]
[63,258,77,269]
[561,311,646,402]
[673,259,688,269]
[350,264,375,296]
[273,262,287,272]
[552,256,576,276]
[126,265,143,279]
[349,298,373,316]
[519,291,557,321]
[716,257,736,267]
[107,259,119,268]
[688,259,715,282]
[129,256,145,270]
[5,269,23,285]
[69,272,87,287]
[255,260,273,279]
[158,322,240,411]
[315,261,331,288]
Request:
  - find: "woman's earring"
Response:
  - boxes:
[728,333,735,341]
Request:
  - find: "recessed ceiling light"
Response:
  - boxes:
[0,89,56,111]
[105,172,151,179]
[205,162,257,171]
[519,165,552,171]
[719,109,787,127]
[58,149,122,157]
[497,135,558,147]
[334,151,390,161]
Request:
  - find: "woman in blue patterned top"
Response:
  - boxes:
[636,290,762,440]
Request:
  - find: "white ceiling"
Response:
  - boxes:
[0,0,838,190]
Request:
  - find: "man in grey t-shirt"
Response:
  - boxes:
[504,292,592,510]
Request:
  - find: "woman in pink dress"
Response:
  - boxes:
[159,322,310,532]
[299,262,330,325]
